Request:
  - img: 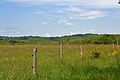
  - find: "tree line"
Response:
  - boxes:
[0,34,120,44]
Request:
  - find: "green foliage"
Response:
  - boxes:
[0,34,120,45]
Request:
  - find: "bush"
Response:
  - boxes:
[92,51,100,58]
[9,40,17,44]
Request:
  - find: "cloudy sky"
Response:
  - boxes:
[0,0,120,37]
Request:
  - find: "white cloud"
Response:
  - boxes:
[42,22,48,24]
[57,18,74,26]
[54,5,107,21]
[0,30,5,33]
[6,0,119,8]
[59,18,67,23]
[56,10,63,13]
[65,22,74,26]
[15,31,21,34]
[89,29,96,32]
[69,32,80,35]
[66,6,83,13]
[82,0,118,8]
[80,11,106,19]
[69,16,75,20]
[56,10,106,21]
[55,10,105,27]
[56,6,82,14]
[87,28,96,33]
[32,11,44,14]
[57,21,61,24]
[0,29,22,36]
[5,0,117,23]
[41,33,51,37]
[6,0,82,4]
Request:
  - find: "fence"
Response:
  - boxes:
[32,43,84,76]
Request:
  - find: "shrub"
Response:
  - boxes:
[112,50,119,57]
[92,51,100,58]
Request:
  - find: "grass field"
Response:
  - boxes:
[0,44,120,80]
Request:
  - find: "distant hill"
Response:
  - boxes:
[0,34,120,44]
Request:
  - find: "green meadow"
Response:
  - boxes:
[0,44,120,80]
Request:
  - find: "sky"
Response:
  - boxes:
[0,0,120,37]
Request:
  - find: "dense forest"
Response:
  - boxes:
[0,34,120,45]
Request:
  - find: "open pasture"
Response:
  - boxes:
[0,44,120,80]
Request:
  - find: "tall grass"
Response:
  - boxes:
[0,44,120,80]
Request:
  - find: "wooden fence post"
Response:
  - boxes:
[33,48,37,76]
[80,46,83,60]
[113,43,115,50]
[60,43,63,61]
[117,41,119,48]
